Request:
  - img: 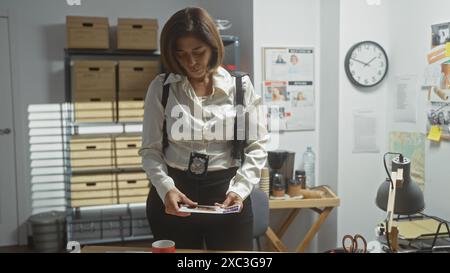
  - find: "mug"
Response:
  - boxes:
[152,240,176,253]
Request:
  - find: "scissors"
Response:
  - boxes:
[342,234,367,253]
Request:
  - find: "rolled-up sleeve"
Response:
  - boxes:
[138,75,176,204]
[226,76,269,200]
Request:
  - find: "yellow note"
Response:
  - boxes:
[427,126,441,142]
[446,42,450,57]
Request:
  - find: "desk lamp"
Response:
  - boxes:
[376,153,424,214]
[375,152,425,251]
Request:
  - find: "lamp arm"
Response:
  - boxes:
[383,152,403,189]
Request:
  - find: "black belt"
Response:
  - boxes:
[167,166,238,181]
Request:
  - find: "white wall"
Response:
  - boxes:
[387,0,450,221]
[337,0,390,240]
[0,0,200,245]
[318,0,340,252]
[199,0,254,78]
[253,0,323,252]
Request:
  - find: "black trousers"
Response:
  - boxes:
[146,166,253,251]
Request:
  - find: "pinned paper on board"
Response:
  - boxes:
[427,44,450,64]
[427,125,442,142]
[394,75,418,123]
[352,109,380,153]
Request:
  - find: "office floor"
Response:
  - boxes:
[0,239,153,253]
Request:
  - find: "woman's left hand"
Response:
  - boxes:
[215,192,243,211]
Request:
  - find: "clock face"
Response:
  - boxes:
[345,41,388,87]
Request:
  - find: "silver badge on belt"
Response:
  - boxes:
[188,152,209,176]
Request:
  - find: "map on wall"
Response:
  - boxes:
[389,132,425,190]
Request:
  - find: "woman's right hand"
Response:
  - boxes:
[164,188,197,217]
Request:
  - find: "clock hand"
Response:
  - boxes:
[365,57,377,67]
[351,57,369,66]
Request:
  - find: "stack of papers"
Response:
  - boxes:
[179,204,241,214]
[394,218,447,240]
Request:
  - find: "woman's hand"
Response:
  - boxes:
[164,188,197,217]
[215,192,243,212]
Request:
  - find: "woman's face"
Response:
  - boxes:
[290,55,298,65]
[175,36,212,80]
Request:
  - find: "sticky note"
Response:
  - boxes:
[446,42,450,57]
[427,126,442,142]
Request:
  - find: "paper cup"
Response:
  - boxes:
[152,240,176,253]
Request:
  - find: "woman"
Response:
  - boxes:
[139,7,268,251]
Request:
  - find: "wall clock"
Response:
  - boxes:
[344,41,388,88]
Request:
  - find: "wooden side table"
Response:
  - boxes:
[265,185,340,252]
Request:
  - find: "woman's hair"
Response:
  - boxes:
[160,7,224,75]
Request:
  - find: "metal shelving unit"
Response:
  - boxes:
[63,48,159,245]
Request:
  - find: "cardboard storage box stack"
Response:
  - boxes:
[65,16,157,211]
[69,135,149,207]
[117,18,158,50]
[118,60,160,121]
[66,16,110,49]
[72,60,117,122]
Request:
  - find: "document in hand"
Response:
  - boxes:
[179,204,241,214]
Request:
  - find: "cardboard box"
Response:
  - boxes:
[73,60,116,102]
[117,172,148,189]
[71,188,117,200]
[71,197,117,208]
[119,60,159,99]
[71,174,115,192]
[70,137,114,171]
[67,16,110,49]
[118,101,144,122]
[115,136,142,156]
[118,196,147,204]
[73,102,116,123]
[115,136,142,168]
[116,156,141,169]
[119,188,149,197]
[70,137,113,154]
[117,18,158,50]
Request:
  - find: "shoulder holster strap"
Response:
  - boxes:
[162,73,171,152]
[231,71,249,162]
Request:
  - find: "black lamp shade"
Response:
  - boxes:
[375,157,425,215]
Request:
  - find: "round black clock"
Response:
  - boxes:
[344,41,388,88]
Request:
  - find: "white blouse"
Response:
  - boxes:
[138,67,268,203]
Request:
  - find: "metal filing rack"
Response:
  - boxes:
[63,48,160,245]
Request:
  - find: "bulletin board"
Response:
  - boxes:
[262,47,315,131]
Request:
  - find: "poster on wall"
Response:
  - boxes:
[422,22,450,104]
[389,131,425,190]
[262,47,315,131]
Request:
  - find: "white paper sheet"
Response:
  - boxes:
[394,75,417,123]
[353,109,380,153]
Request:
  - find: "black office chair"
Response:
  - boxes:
[250,187,269,251]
